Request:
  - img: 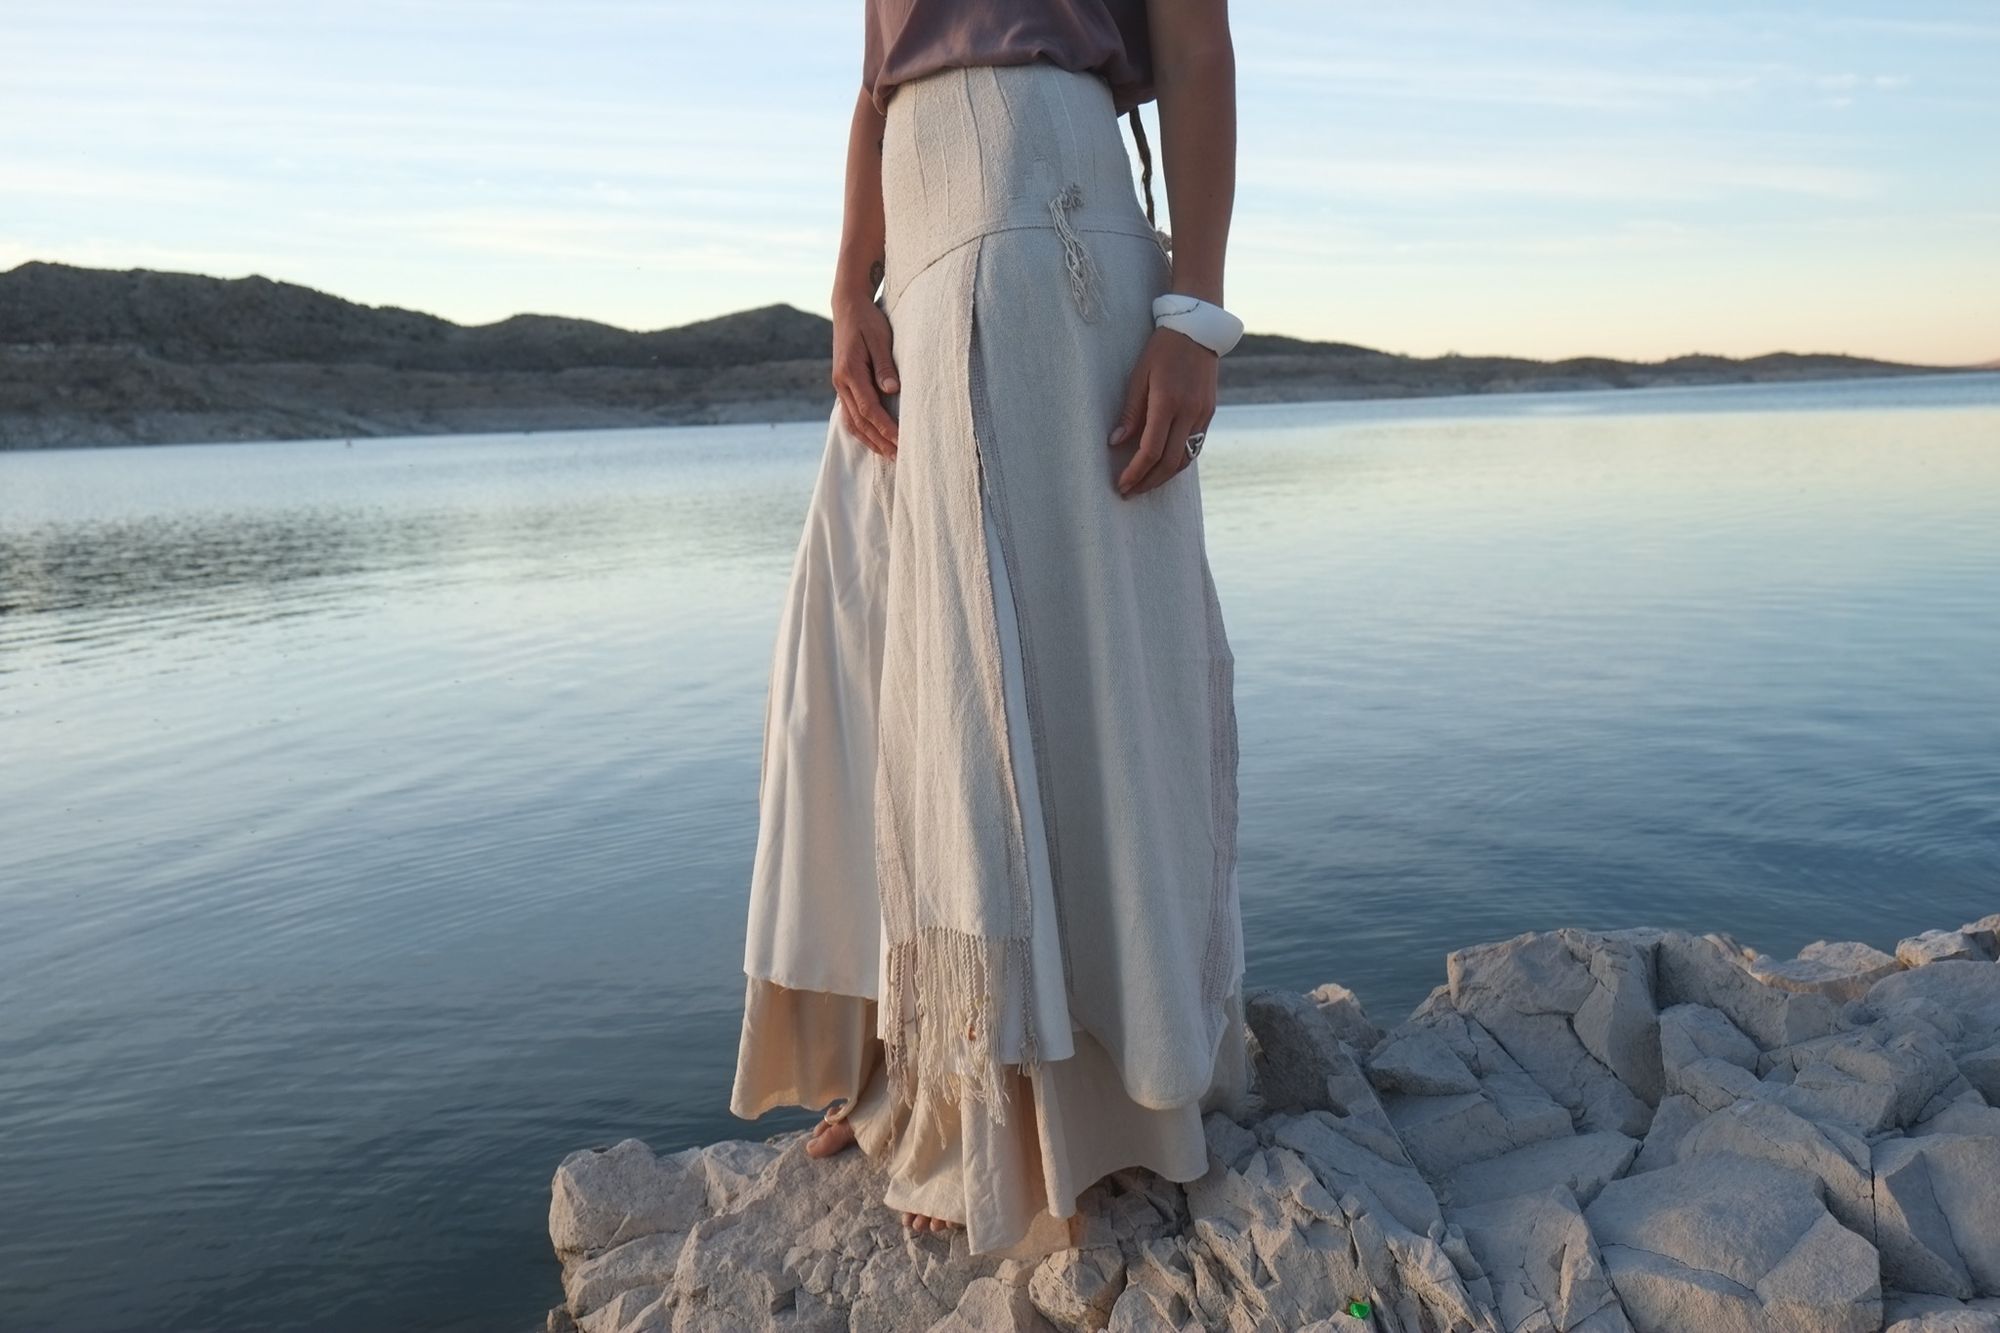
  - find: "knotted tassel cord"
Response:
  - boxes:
[1047,182,1099,322]
[882,927,1038,1123]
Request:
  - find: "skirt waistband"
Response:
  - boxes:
[880,62,1164,312]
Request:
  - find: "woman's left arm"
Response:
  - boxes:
[1109,0,1236,497]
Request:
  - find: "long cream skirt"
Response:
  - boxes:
[731,59,1248,1257]
[733,454,1248,1251]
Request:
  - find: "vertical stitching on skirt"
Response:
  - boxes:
[879,235,1041,1125]
[965,242,1042,1090]
[1197,558,1243,1025]
[967,261,1079,1005]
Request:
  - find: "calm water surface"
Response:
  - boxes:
[3,374,1997,1331]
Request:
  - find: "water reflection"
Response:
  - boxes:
[1,377,1997,1333]
[0,424,827,668]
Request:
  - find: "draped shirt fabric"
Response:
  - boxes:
[862,0,1155,116]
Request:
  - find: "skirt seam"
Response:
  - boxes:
[968,272,1080,1002]
[886,217,1162,314]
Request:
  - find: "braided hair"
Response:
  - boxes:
[1125,107,1159,231]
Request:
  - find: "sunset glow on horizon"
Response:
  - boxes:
[3,0,1995,366]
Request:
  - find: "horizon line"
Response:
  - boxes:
[4,258,1991,372]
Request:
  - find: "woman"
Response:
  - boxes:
[731,0,1249,1255]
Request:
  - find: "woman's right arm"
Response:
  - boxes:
[831,87,901,458]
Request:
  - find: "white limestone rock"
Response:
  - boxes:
[546,921,2000,1333]
[1749,939,1905,1002]
[1873,1133,2000,1299]
[931,1276,1056,1332]
[1901,930,1989,968]
[1447,1186,1633,1333]
[1257,1112,1441,1238]
[1067,1169,1187,1253]
[1309,980,1386,1053]
[576,1285,666,1333]
[1657,1003,1763,1111]
[1201,1111,1259,1174]
[1585,1150,1880,1332]
[1675,1098,1875,1241]
[1912,1095,2000,1139]
[1444,930,1659,1136]
[1378,1009,1575,1178]
[1860,961,2000,1053]
[1629,1094,1705,1174]
[1365,1027,1481,1097]
[551,1138,708,1261]
[1957,1041,2000,1106]
[1243,989,1397,1150]
[1655,929,1843,1050]
[1439,1130,1640,1211]
[1763,1026,1966,1136]
[1960,915,2000,961]
[1884,1289,2000,1331]
[1028,1247,1123,1331]
[563,1232,688,1317]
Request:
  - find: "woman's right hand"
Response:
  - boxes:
[831,288,900,459]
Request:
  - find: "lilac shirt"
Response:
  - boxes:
[862,0,1154,116]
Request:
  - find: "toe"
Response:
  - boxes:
[805,1117,855,1160]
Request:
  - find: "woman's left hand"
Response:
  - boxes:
[1106,326,1218,497]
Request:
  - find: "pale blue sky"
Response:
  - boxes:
[4,1,1995,363]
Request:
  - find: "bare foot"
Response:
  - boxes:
[805,1107,957,1234]
[901,1211,961,1234]
[805,1111,856,1159]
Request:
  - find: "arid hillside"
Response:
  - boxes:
[0,261,1974,449]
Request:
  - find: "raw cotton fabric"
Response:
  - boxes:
[739,59,1242,1144]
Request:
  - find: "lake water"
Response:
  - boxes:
[3,373,1997,1331]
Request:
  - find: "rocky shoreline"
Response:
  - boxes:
[3,350,1973,452]
[4,262,1982,452]
[546,917,2000,1332]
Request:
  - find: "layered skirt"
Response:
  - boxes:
[731,59,1247,1256]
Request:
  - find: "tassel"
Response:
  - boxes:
[1047,183,1099,322]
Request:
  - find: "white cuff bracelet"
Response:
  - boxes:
[1152,294,1244,357]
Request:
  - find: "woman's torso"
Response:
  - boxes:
[862,0,1154,117]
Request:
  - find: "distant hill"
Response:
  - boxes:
[0,261,831,372]
[0,261,1979,450]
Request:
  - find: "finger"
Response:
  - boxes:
[837,380,896,458]
[1107,361,1148,448]
[837,385,893,458]
[1134,410,1208,495]
[857,337,899,445]
[840,392,888,460]
[1131,408,1195,495]
[863,326,901,399]
[1117,390,1172,494]
[847,374,900,456]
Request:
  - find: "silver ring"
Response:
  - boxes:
[1184,430,1207,461]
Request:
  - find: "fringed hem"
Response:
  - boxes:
[883,925,1039,1125]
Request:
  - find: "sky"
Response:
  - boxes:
[3,1,1996,365]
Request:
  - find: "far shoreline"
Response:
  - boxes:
[4,364,1992,455]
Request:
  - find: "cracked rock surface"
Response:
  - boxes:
[547,917,2000,1331]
